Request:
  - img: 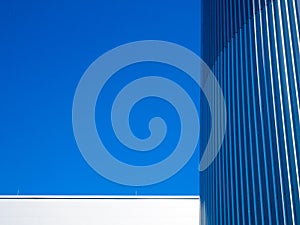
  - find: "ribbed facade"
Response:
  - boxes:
[200,0,300,225]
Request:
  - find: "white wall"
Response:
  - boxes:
[0,196,199,225]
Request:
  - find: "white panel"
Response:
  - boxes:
[0,196,199,225]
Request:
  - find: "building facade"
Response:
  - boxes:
[201,0,300,224]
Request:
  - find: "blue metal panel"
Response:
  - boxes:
[201,0,300,224]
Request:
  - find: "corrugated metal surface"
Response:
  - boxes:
[201,0,300,224]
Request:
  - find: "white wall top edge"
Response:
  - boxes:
[0,195,199,199]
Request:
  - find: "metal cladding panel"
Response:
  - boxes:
[201,0,300,224]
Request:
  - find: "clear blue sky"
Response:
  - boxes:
[0,0,202,195]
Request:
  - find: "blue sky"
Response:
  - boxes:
[0,0,202,195]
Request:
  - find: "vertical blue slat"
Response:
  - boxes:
[241,17,252,225]
[217,55,221,225]
[225,2,231,225]
[249,2,266,223]
[246,11,259,225]
[229,2,236,225]
[236,27,246,225]
[241,2,253,225]
[223,43,227,225]
[219,51,223,225]
[232,3,241,225]
[226,42,232,224]
[232,34,240,225]
[228,41,235,225]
